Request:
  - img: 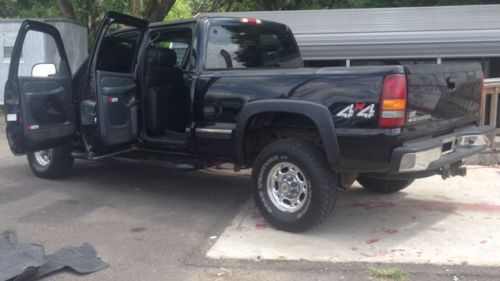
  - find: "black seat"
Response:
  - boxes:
[145,48,186,134]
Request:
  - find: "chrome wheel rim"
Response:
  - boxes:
[266,162,309,212]
[34,149,53,166]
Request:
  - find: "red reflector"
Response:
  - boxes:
[107,97,118,104]
[379,74,407,128]
[240,18,262,24]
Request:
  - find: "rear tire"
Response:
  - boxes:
[252,139,338,233]
[27,146,74,179]
[357,176,414,194]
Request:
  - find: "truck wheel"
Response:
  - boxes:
[252,139,338,233]
[357,176,414,194]
[27,146,74,179]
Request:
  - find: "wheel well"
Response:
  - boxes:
[243,112,324,164]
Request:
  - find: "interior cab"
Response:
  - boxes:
[80,13,196,156]
[140,26,193,144]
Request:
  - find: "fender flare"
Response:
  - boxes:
[235,99,342,170]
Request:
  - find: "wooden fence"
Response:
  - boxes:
[480,78,500,136]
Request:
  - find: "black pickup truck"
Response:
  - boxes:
[4,12,494,232]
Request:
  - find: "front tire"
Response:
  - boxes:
[27,146,74,179]
[357,176,414,194]
[252,139,338,233]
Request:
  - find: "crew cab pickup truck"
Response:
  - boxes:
[4,12,494,232]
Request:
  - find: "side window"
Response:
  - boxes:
[147,28,192,69]
[205,24,302,69]
[17,30,67,78]
[96,23,141,73]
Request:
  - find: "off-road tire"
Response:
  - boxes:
[27,146,74,179]
[252,139,338,233]
[357,176,414,194]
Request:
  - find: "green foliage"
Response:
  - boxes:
[1,0,58,18]
[368,267,410,281]
[166,0,192,21]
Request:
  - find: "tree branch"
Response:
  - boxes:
[144,0,176,22]
[58,0,76,20]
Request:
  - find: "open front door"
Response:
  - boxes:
[90,12,148,148]
[4,20,76,155]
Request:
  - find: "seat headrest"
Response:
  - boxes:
[153,48,177,67]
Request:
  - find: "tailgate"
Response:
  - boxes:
[403,63,483,138]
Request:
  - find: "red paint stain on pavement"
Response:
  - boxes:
[348,201,396,210]
[389,249,405,253]
[480,240,487,244]
[413,201,500,213]
[361,250,387,257]
[366,239,380,244]
[255,223,268,229]
[251,209,263,219]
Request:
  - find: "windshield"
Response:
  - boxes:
[205,21,303,69]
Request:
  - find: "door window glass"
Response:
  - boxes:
[96,23,141,73]
[17,30,64,77]
[147,28,192,69]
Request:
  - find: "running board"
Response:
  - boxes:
[71,147,136,160]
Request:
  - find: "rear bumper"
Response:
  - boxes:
[390,125,495,173]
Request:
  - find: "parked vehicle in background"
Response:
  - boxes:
[3,12,494,232]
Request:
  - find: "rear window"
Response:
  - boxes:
[205,22,302,69]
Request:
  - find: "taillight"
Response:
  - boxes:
[240,18,262,24]
[379,74,407,128]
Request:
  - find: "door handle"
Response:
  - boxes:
[203,103,222,118]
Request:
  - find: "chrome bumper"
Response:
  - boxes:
[391,126,494,173]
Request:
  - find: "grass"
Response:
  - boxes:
[368,267,410,281]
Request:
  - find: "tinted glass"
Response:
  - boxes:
[205,22,302,69]
[96,24,141,73]
[147,28,192,69]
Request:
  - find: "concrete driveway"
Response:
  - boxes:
[0,123,499,281]
[208,167,500,265]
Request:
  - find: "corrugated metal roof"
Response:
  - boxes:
[200,5,500,60]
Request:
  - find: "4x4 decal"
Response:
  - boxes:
[336,103,376,119]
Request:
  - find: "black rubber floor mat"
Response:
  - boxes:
[0,232,45,281]
[0,231,108,281]
[34,243,109,278]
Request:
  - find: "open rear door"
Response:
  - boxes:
[89,12,148,148]
[4,20,76,155]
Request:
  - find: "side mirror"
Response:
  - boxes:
[31,63,56,77]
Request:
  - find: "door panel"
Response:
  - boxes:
[90,12,147,149]
[96,71,138,147]
[4,20,75,154]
